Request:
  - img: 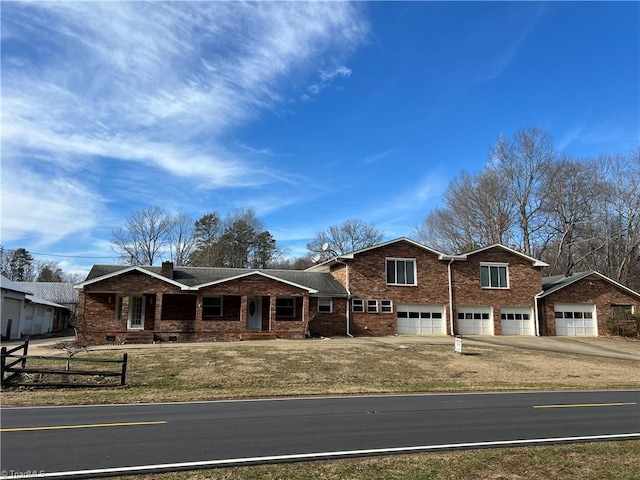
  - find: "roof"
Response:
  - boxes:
[17,282,78,304]
[78,265,349,297]
[541,271,640,299]
[455,244,549,267]
[25,294,67,309]
[1,275,33,295]
[306,237,445,272]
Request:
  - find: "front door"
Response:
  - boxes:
[128,295,145,330]
[246,296,262,331]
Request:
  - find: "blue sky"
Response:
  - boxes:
[1,1,638,276]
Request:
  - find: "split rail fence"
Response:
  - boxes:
[1,339,128,388]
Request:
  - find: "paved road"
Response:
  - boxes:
[2,391,639,478]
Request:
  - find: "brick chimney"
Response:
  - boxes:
[161,261,174,279]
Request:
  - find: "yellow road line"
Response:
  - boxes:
[533,402,637,409]
[1,421,167,432]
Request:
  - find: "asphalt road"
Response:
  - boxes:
[1,390,639,479]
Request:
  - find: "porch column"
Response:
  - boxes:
[269,296,277,332]
[195,292,203,333]
[154,293,163,333]
[121,295,130,329]
[302,295,309,336]
[240,295,248,330]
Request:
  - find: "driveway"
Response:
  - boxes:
[5,333,637,361]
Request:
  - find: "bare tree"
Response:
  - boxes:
[490,126,556,256]
[168,213,196,266]
[112,206,174,265]
[307,219,384,260]
[414,169,515,253]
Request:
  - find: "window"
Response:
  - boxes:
[381,300,393,313]
[352,298,364,312]
[276,297,295,317]
[367,299,378,313]
[611,305,634,321]
[318,298,333,313]
[203,297,222,318]
[386,258,416,285]
[480,264,509,289]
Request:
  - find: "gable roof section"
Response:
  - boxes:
[76,265,195,290]
[455,244,549,267]
[1,275,33,295]
[306,237,445,271]
[18,282,78,304]
[76,265,348,297]
[540,271,640,299]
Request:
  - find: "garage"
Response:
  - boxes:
[397,304,446,335]
[1,298,22,340]
[500,307,535,335]
[457,306,493,335]
[554,303,597,336]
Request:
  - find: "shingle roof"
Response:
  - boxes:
[541,271,640,299]
[82,265,349,297]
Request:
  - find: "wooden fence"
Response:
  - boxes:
[1,339,128,388]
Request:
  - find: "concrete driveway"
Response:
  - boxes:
[3,333,638,361]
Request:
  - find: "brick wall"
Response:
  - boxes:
[539,277,640,336]
[337,241,450,336]
[451,249,543,335]
[308,297,348,336]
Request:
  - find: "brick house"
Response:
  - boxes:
[538,271,640,336]
[75,263,348,344]
[307,239,547,337]
[75,238,638,343]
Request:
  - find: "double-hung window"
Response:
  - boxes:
[352,298,364,312]
[318,298,333,313]
[386,258,416,285]
[480,263,509,289]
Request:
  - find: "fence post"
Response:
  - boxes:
[22,338,29,368]
[120,353,128,386]
[1,346,7,386]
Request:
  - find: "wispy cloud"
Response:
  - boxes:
[1,2,368,246]
[362,149,394,164]
[304,63,353,98]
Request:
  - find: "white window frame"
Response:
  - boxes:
[386,258,417,286]
[480,263,509,289]
[352,298,364,313]
[367,299,379,313]
[381,299,393,313]
[318,297,333,313]
[202,296,223,318]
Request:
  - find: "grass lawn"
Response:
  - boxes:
[2,339,638,479]
[1,339,637,406]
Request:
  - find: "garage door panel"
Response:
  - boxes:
[554,304,597,336]
[501,307,534,335]
[397,305,446,335]
[457,307,493,335]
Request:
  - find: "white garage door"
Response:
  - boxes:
[457,307,493,335]
[501,307,534,335]
[554,304,597,336]
[1,298,22,340]
[397,304,446,335]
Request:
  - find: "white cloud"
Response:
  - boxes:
[1,2,368,247]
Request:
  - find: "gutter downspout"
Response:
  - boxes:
[533,291,544,337]
[335,259,353,337]
[448,258,455,336]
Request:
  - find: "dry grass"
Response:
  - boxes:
[110,441,640,480]
[2,341,637,406]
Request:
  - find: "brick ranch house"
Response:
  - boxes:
[74,238,640,344]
